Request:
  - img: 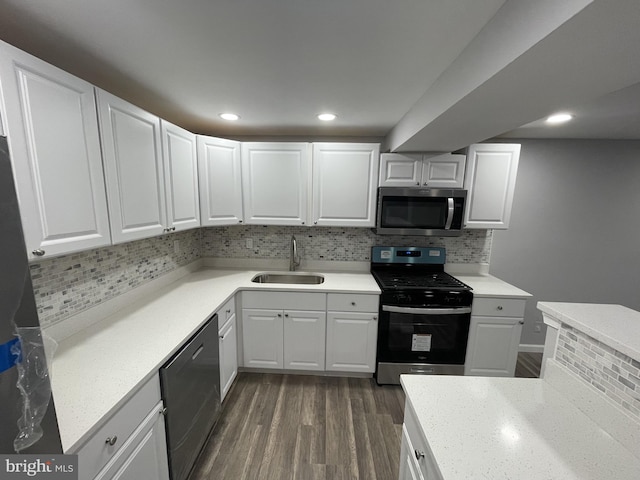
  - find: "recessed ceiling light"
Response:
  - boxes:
[546,113,573,124]
[317,113,337,121]
[219,113,240,121]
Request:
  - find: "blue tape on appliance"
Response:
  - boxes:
[0,337,21,373]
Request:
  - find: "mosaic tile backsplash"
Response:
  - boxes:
[556,324,640,422]
[31,229,202,328]
[201,225,492,264]
[31,225,491,329]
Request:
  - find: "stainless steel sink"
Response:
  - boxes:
[251,272,325,285]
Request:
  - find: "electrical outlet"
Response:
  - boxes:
[245,238,254,249]
[173,240,180,254]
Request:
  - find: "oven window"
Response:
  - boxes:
[379,311,470,364]
[380,196,448,229]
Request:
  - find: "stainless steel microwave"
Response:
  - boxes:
[374,187,467,236]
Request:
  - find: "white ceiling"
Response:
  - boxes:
[0,0,639,151]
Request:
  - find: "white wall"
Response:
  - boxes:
[489,139,640,347]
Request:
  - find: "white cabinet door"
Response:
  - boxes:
[219,313,238,401]
[283,310,326,371]
[0,41,111,259]
[97,89,167,243]
[94,402,169,480]
[326,312,377,373]
[197,136,243,226]
[422,153,465,188]
[464,143,521,229]
[242,308,284,368]
[465,316,523,376]
[241,142,310,226]
[161,121,199,232]
[399,425,425,480]
[311,143,379,227]
[379,153,423,187]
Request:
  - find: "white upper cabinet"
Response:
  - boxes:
[311,143,379,227]
[0,41,111,260]
[379,153,465,188]
[379,153,423,187]
[423,153,466,188]
[97,89,167,243]
[197,136,243,226]
[241,142,311,226]
[464,143,521,229]
[161,121,199,232]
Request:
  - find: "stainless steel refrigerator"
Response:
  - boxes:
[0,135,63,454]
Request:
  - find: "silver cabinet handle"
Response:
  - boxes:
[226,309,231,314]
[414,449,425,460]
[160,407,167,416]
[277,313,282,317]
[105,436,118,446]
[415,182,420,185]
[519,320,525,325]
[497,306,503,311]
[284,313,289,317]
[238,220,243,223]
[351,302,356,306]
[32,249,45,256]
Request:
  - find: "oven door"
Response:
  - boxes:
[378,305,471,364]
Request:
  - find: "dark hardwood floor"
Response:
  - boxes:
[191,354,542,480]
[190,373,405,480]
[515,352,543,378]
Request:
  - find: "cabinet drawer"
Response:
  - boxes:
[327,293,379,312]
[403,400,443,480]
[243,291,326,310]
[75,374,161,479]
[471,297,525,317]
[218,295,236,331]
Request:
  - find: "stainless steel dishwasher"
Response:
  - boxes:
[160,314,221,480]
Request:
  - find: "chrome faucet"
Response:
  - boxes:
[289,235,301,271]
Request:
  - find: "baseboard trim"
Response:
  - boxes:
[238,367,372,379]
[519,344,544,353]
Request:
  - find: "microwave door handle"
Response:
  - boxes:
[444,197,454,230]
[382,305,472,315]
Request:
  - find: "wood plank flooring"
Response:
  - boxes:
[191,353,542,480]
[190,373,405,480]
[515,352,543,378]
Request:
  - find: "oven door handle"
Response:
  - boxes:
[444,197,455,230]
[382,305,472,315]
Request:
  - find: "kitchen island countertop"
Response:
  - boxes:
[401,371,640,479]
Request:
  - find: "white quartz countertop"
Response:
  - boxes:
[51,267,379,452]
[401,374,640,480]
[453,273,531,298]
[538,302,640,362]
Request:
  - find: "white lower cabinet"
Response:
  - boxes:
[218,296,238,402]
[94,401,169,480]
[325,294,379,373]
[75,375,169,480]
[284,310,326,370]
[325,312,377,373]
[399,401,443,480]
[464,297,526,377]
[242,308,285,369]
[241,291,328,372]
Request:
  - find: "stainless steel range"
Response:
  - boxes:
[371,246,473,385]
